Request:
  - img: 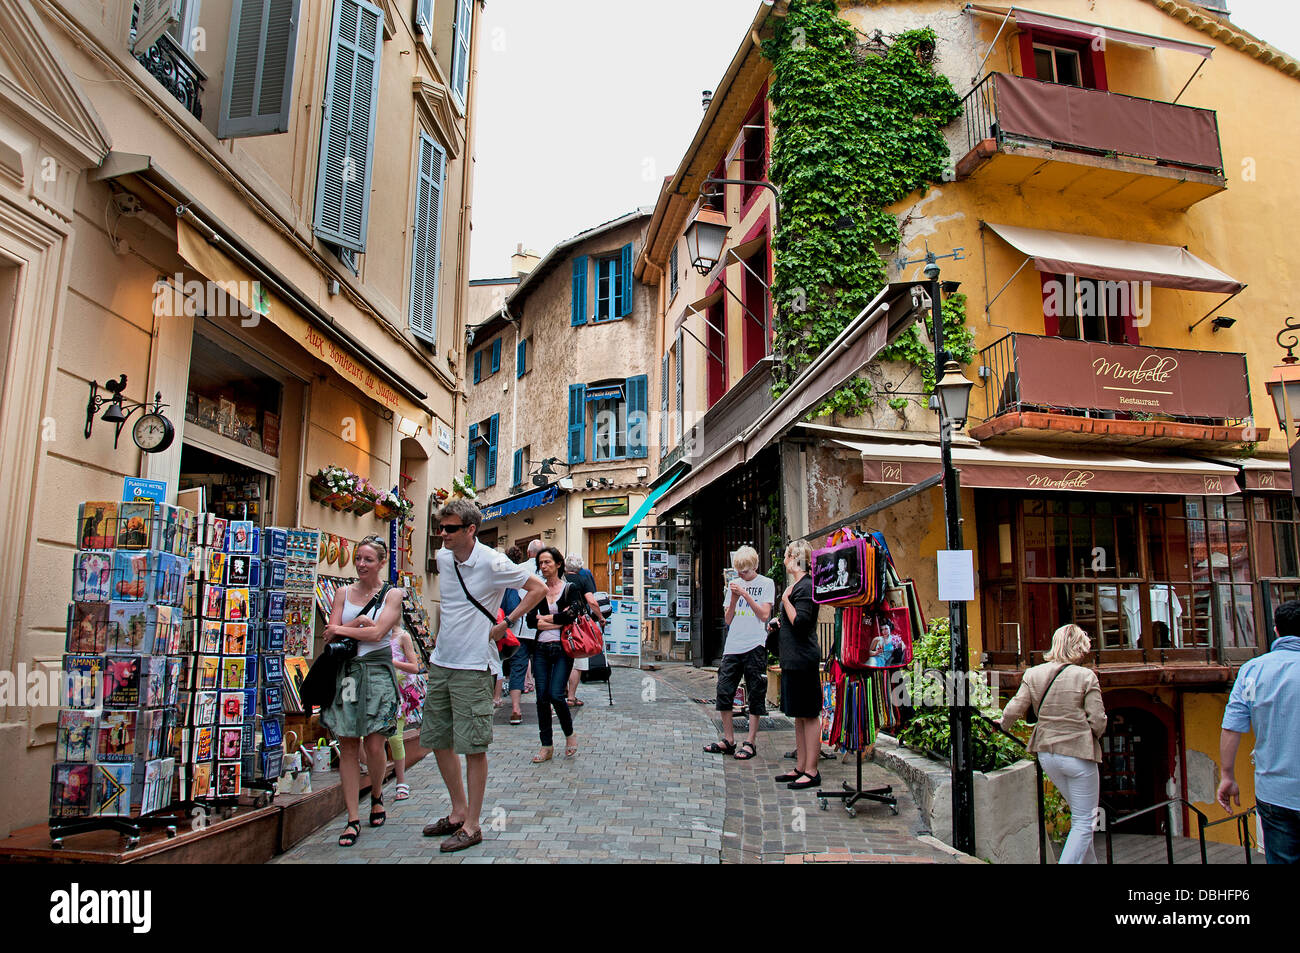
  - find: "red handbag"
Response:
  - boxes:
[495,608,521,658]
[560,610,604,660]
[840,606,913,671]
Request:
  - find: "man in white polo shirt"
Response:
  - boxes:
[419,498,545,852]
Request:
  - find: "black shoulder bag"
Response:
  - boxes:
[453,561,517,662]
[301,583,391,709]
[1025,663,1070,725]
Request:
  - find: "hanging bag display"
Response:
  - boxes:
[840,605,914,671]
[812,529,878,607]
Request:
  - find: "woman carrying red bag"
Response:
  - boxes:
[524,547,588,762]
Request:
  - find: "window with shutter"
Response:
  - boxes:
[571,257,587,326]
[490,338,501,374]
[219,0,302,138]
[485,414,499,486]
[568,384,586,464]
[659,350,668,457]
[627,374,648,459]
[669,243,679,300]
[674,330,684,442]
[512,448,523,489]
[134,0,182,53]
[409,131,445,344]
[516,337,528,378]
[467,422,479,488]
[414,0,433,39]
[619,242,634,317]
[313,0,383,254]
[473,350,481,384]
[450,0,473,106]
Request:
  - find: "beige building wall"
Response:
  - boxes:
[0,0,484,836]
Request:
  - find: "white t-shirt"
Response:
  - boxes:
[433,542,534,671]
[722,573,775,657]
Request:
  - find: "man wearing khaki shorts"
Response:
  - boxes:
[418,499,545,852]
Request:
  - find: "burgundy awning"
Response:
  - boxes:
[967,5,1215,58]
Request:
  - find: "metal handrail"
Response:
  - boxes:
[972,710,1049,865]
[1104,797,1209,865]
[1203,805,1259,865]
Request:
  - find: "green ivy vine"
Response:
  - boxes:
[763,1,965,414]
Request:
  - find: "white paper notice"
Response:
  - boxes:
[937,550,975,602]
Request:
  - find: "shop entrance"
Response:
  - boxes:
[588,528,617,593]
[1100,707,1170,833]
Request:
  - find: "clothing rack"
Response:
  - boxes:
[818,668,897,815]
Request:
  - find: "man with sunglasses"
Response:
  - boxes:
[417,499,546,852]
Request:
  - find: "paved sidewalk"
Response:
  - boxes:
[273,663,962,864]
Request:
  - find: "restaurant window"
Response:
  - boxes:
[1041,274,1137,344]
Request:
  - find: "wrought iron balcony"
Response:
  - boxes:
[134,31,205,121]
[957,73,1226,209]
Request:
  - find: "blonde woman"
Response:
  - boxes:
[703,545,774,761]
[997,623,1107,864]
[773,540,822,789]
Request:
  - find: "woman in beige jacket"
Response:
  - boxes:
[998,623,1107,864]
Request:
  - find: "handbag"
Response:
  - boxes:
[452,560,518,661]
[840,605,913,671]
[559,585,604,659]
[300,583,390,709]
[811,529,879,607]
[1025,664,1070,726]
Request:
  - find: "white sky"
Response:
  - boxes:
[468,0,1300,280]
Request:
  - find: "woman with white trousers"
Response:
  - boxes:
[998,624,1108,864]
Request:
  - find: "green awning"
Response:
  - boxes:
[607,470,682,555]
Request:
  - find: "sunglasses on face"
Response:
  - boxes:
[439,523,467,534]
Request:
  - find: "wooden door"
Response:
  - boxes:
[588,529,617,593]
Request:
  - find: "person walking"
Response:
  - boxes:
[387,625,422,802]
[507,540,544,725]
[564,553,601,707]
[417,500,546,853]
[997,623,1107,864]
[321,535,404,847]
[525,547,589,762]
[1218,600,1300,864]
[773,540,822,789]
[703,545,774,762]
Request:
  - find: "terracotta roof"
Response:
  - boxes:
[1142,0,1300,78]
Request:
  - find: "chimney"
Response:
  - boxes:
[511,242,540,277]
[702,89,714,111]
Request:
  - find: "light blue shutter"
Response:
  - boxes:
[450,0,473,104]
[571,257,587,326]
[674,330,684,442]
[490,338,501,374]
[627,374,648,458]
[512,449,523,488]
[473,350,481,383]
[516,338,527,378]
[619,242,634,317]
[414,0,433,37]
[568,384,586,463]
[485,414,500,486]
[313,0,383,253]
[409,132,445,343]
[219,0,301,138]
[467,422,479,487]
[659,350,669,457]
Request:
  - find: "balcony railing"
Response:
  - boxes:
[979,333,1252,429]
[134,31,205,121]
[962,72,1224,176]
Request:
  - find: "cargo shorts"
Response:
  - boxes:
[418,664,495,755]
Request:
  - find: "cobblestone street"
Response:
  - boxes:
[275,664,966,864]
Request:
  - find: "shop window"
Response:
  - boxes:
[185,333,283,457]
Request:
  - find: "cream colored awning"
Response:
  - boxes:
[985,222,1244,294]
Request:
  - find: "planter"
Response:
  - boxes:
[871,732,1043,864]
[329,493,354,511]
[308,478,330,503]
[350,499,375,516]
[373,502,396,521]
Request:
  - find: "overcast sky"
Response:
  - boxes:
[468,0,1300,280]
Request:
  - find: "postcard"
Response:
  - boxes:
[112,550,150,601]
[77,501,118,550]
[192,725,214,763]
[56,710,97,762]
[92,762,134,817]
[228,520,254,554]
[216,761,241,798]
[66,602,108,653]
[219,691,245,725]
[50,764,94,818]
[207,550,227,584]
[191,761,213,799]
[98,710,137,761]
[195,691,218,726]
[203,585,225,620]
[197,655,222,691]
[226,554,251,587]
[223,622,249,655]
[62,655,103,708]
[106,601,150,654]
[224,587,250,621]
[221,656,246,691]
[116,502,153,550]
[218,727,242,761]
[72,552,113,602]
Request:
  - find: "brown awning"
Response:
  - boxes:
[1208,456,1292,493]
[985,223,1243,294]
[847,442,1241,496]
[655,439,746,516]
[967,5,1215,59]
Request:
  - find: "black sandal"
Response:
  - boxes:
[703,739,737,755]
[338,819,361,847]
[788,772,822,790]
[734,741,757,760]
[369,794,386,828]
[774,770,802,782]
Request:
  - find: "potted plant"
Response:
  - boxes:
[311,465,352,507]
[349,477,378,516]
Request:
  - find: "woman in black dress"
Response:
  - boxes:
[774,539,822,790]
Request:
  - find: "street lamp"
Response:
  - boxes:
[936,359,975,426]
[683,204,729,275]
[1264,317,1300,500]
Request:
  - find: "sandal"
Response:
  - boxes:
[338,819,361,847]
[703,740,737,755]
[734,741,757,761]
[509,712,523,725]
[532,747,553,763]
[564,737,578,758]
[567,698,585,707]
[369,794,386,827]
[774,770,802,782]
[788,772,822,790]
[395,783,410,801]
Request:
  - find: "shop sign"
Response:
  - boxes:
[583,496,629,518]
[123,478,167,503]
[1013,336,1251,419]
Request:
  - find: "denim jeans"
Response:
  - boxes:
[508,637,534,693]
[1039,752,1100,864]
[532,641,573,747]
[1258,800,1300,864]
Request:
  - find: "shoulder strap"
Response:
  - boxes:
[452,559,498,624]
[1031,664,1070,718]
[358,582,391,618]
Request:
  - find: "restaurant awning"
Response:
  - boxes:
[843,441,1241,496]
[480,484,559,523]
[1206,456,1292,493]
[608,470,682,555]
[965,4,1215,59]
[984,223,1243,294]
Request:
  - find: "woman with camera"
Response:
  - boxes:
[322,535,404,847]
[525,547,589,762]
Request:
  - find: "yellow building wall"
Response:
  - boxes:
[1182,690,1257,848]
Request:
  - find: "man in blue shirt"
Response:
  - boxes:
[1218,600,1300,864]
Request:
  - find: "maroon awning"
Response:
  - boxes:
[967,5,1215,59]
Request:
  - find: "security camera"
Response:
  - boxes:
[911,285,932,313]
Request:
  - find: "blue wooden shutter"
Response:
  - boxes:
[568,384,586,463]
[571,257,587,326]
[473,350,481,383]
[627,374,648,458]
[674,330,684,442]
[512,448,523,488]
[414,0,433,38]
[659,350,669,457]
[467,422,479,487]
[409,131,445,343]
[516,338,527,378]
[490,338,501,374]
[313,0,383,253]
[450,0,473,105]
[219,0,302,138]
[485,414,499,486]
[619,242,634,317]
